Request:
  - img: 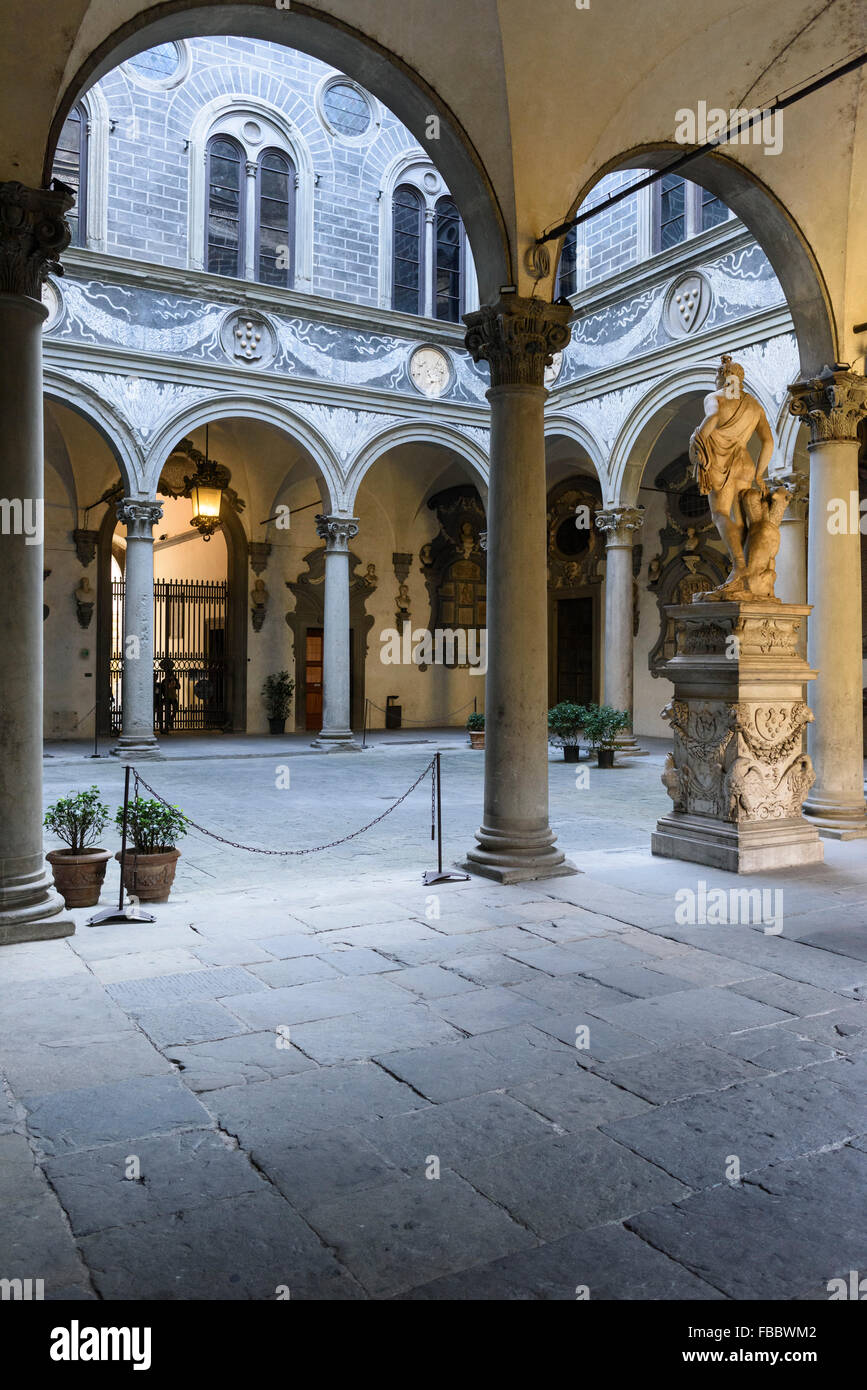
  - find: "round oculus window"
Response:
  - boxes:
[322,82,372,137]
[125,42,187,88]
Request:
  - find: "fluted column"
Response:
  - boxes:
[462,294,575,881]
[0,180,73,943]
[595,505,646,755]
[113,500,163,761]
[311,514,361,751]
[789,367,867,836]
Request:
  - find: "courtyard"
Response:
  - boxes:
[4,737,866,1301]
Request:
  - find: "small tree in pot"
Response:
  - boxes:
[466,711,485,749]
[44,786,112,908]
[548,702,587,762]
[580,703,630,768]
[262,670,295,734]
[115,797,188,903]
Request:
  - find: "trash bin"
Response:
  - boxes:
[385,695,402,729]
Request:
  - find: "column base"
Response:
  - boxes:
[0,863,73,946]
[111,734,162,761]
[652,812,824,874]
[462,824,578,884]
[803,792,867,839]
[310,731,362,752]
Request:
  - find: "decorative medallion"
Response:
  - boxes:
[220,309,277,369]
[42,277,63,332]
[544,351,563,388]
[663,272,712,338]
[409,345,452,398]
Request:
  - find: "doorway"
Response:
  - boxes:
[555,596,594,704]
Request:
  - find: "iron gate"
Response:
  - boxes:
[111,578,229,733]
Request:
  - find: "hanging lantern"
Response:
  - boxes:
[185,425,228,541]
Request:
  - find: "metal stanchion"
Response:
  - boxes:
[87,764,155,925]
[423,751,469,885]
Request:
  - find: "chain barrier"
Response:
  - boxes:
[364,696,477,727]
[132,757,437,857]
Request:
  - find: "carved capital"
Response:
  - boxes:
[116,499,163,540]
[248,540,272,575]
[0,180,74,298]
[464,296,572,388]
[595,505,645,545]
[788,366,867,444]
[315,514,359,551]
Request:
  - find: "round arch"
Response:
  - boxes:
[608,364,780,507]
[343,420,489,512]
[555,144,836,376]
[143,394,343,512]
[43,369,144,496]
[544,414,607,489]
[45,2,511,303]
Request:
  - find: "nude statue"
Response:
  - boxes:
[688,354,778,601]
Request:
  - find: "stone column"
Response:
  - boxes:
[773,470,809,657]
[244,160,257,281]
[423,208,435,318]
[311,514,361,751]
[596,505,646,755]
[113,500,163,761]
[789,367,867,836]
[462,294,575,882]
[0,180,73,943]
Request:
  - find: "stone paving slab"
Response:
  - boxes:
[107,965,268,1008]
[375,1024,578,1103]
[167,1030,318,1091]
[661,925,867,992]
[250,1124,399,1212]
[303,1170,538,1297]
[592,1042,764,1105]
[132,1000,250,1049]
[0,1192,93,1290]
[44,1130,266,1236]
[627,1143,867,1300]
[604,1057,867,1189]
[709,1028,839,1071]
[321,946,395,976]
[446,951,544,987]
[87,947,207,984]
[287,1002,464,1064]
[572,962,698,999]
[0,939,90,985]
[78,1189,365,1300]
[723,973,849,1017]
[246,955,344,988]
[398,1222,725,1300]
[507,1065,652,1130]
[385,963,478,998]
[357,1090,555,1173]
[207,1061,421,1144]
[531,1011,658,1063]
[22,1075,213,1156]
[0,1033,174,1097]
[779,1003,867,1054]
[220,973,412,1029]
[0,977,135,1044]
[427,984,551,1035]
[588,985,791,1046]
[455,1129,689,1239]
[508,974,659,1016]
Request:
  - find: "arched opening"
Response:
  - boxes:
[545,430,605,708]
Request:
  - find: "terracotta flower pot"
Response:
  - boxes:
[46,847,112,909]
[469,731,485,749]
[115,847,181,903]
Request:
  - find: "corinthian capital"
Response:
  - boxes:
[116,499,163,540]
[316,514,359,551]
[0,180,74,298]
[595,505,645,544]
[788,366,867,444]
[464,295,572,389]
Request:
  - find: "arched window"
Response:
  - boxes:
[434,196,463,322]
[392,184,424,315]
[53,105,87,247]
[206,135,244,278]
[555,226,579,299]
[256,148,294,288]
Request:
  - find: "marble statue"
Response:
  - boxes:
[688,354,782,601]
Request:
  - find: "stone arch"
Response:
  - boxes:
[544,414,608,491]
[556,145,836,376]
[45,3,512,302]
[343,420,489,513]
[42,369,144,497]
[143,394,342,512]
[607,364,780,507]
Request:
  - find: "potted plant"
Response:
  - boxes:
[466,711,485,749]
[580,703,630,768]
[262,670,295,735]
[548,702,587,762]
[44,786,112,908]
[115,797,188,903]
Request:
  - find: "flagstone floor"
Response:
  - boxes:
[3,736,867,1299]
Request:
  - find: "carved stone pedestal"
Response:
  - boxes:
[651,602,823,873]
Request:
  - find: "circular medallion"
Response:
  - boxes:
[544,351,563,388]
[41,278,62,333]
[409,346,452,398]
[242,120,263,145]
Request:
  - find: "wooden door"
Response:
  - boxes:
[556,597,594,704]
[305,628,323,730]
